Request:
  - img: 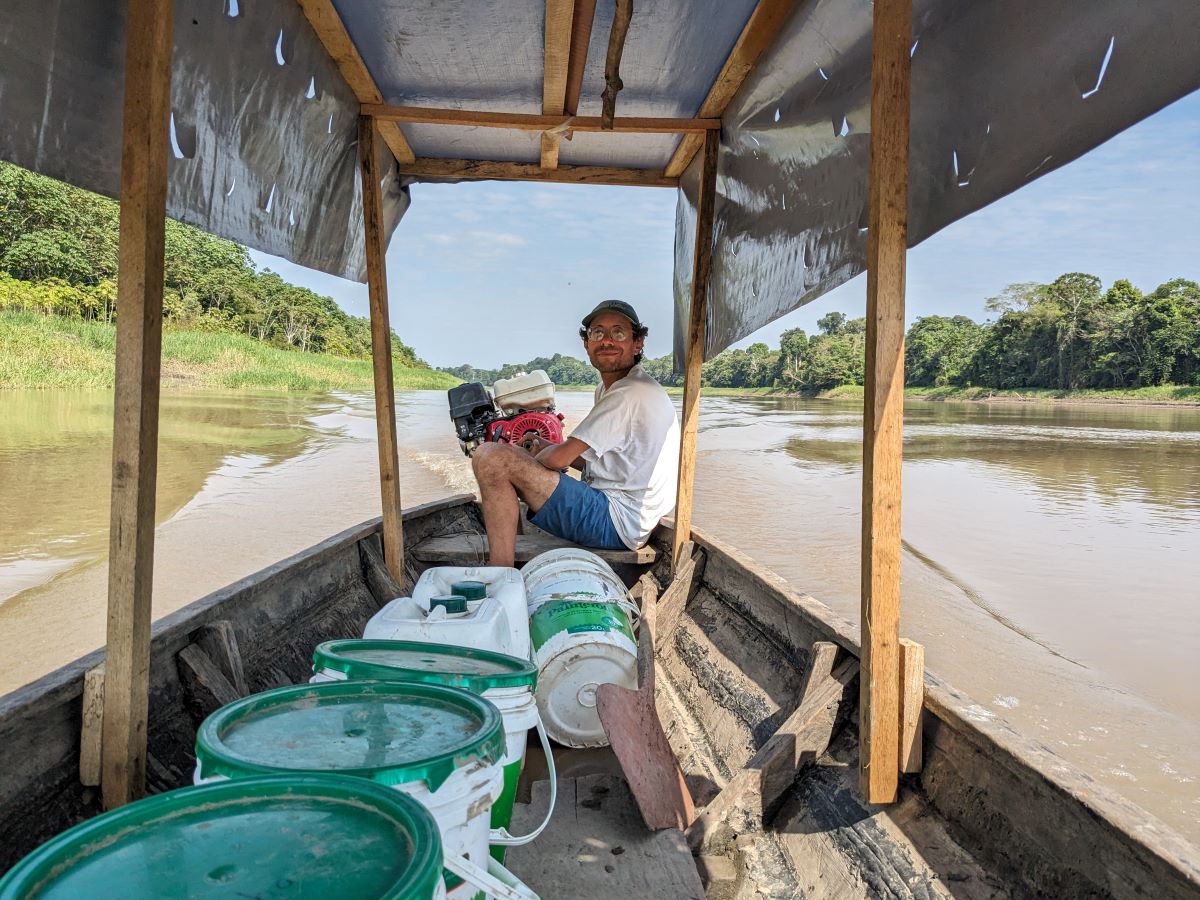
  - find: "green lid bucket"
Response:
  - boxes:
[313,639,537,693]
[196,681,504,792]
[450,580,487,602]
[0,774,442,900]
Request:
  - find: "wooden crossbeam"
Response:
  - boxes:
[360,536,405,605]
[687,644,858,852]
[665,0,795,177]
[296,0,415,165]
[400,158,676,188]
[177,644,240,719]
[541,0,576,168]
[363,104,718,134]
[860,0,911,806]
[656,543,705,650]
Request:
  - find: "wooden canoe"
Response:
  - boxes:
[0,494,1196,898]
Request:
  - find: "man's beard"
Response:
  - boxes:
[592,356,632,373]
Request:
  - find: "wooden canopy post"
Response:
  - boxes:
[672,128,720,570]
[358,116,406,582]
[100,0,174,810]
[859,0,911,805]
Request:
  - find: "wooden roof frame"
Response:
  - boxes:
[362,105,719,134]
[297,0,794,188]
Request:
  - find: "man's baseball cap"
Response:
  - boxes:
[581,300,642,328]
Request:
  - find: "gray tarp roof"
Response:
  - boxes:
[1,1,1196,357]
[0,0,409,282]
[673,0,1200,361]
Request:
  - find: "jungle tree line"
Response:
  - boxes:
[0,162,423,366]
[451,273,1199,392]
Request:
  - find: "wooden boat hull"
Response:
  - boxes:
[0,495,1196,898]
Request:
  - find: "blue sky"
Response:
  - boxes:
[252,90,1199,370]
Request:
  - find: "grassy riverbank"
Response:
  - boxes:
[0,311,460,392]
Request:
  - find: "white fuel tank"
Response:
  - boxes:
[492,370,555,413]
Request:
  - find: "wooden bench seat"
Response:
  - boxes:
[412,532,657,566]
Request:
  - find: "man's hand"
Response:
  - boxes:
[522,435,547,456]
[532,436,589,472]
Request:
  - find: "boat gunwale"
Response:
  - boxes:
[1,496,1196,896]
[671,520,1200,894]
[0,494,475,723]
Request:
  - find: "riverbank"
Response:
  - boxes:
[556,384,779,398]
[822,384,1200,406]
[0,311,460,392]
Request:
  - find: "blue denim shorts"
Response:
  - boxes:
[528,473,627,550]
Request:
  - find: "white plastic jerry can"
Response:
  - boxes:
[363,566,531,661]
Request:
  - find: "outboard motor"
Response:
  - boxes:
[448,369,565,456]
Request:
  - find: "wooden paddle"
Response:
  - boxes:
[596,573,696,830]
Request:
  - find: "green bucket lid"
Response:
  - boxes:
[313,639,537,693]
[450,580,487,601]
[0,774,442,900]
[430,594,467,614]
[196,681,504,792]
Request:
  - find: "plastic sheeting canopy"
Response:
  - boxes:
[0,0,408,282]
[673,0,1200,365]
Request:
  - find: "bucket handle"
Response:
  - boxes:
[488,716,557,847]
[443,853,540,900]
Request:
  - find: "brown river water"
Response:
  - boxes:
[1,388,1197,843]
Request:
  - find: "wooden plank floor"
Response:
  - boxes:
[506,774,704,899]
[413,533,656,566]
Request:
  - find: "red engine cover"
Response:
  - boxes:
[486,411,565,449]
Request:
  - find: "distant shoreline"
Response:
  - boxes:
[817,384,1200,408]
[557,382,1199,407]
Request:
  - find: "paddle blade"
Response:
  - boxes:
[596,682,696,831]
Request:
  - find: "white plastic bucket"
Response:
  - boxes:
[528,599,638,748]
[198,765,501,899]
[522,549,640,748]
[192,682,539,900]
[522,548,629,614]
[311,669,538,850]
[365,566,530,660]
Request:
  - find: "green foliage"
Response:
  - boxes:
[648,273,1194,394]
[906,316,984,386]
[970,274,1199,390]
[638,354,682,387]
[441,352,602,388]
[0,161,435,370]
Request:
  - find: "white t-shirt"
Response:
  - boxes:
[570,364,681,549]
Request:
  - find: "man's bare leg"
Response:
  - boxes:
[471,443,560,566]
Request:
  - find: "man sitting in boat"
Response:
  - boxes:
[472,300,681,567]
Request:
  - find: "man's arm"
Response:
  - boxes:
[532,436,589,472]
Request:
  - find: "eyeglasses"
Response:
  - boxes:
[585,325,632,343]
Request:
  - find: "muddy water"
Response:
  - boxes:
[0,389,1197,842]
